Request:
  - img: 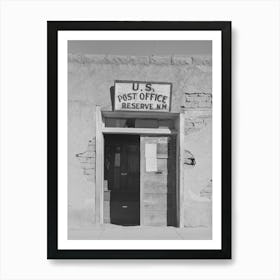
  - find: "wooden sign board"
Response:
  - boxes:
[114,81,172,112]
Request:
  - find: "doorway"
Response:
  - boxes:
[104,134,140,226]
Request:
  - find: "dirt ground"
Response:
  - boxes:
[68,224,212,240]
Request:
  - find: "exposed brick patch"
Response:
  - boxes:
[69,54,106,64]
[172,56,192,65]
[104,55,131,64]
[200,179,212,200]
[129,56,150,65]
[68,54,212,66]
[150,55,171,65]
[184,93,212,109]
[192,56,212,66]
[184,116,211,134]
[76,138,96,182]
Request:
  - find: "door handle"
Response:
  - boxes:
[121,172,127,176]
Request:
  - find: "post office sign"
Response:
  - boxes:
[114,81,172,112]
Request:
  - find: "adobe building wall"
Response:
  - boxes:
[68,54,212,229]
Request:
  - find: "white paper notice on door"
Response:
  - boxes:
[145,143,157,172]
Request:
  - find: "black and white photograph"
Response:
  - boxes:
[69,40,213,239]
[47,21,231,259]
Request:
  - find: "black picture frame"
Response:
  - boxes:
[47,21,231,259]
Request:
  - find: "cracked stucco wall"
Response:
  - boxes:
[68,54,212,229]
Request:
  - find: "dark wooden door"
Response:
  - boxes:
[104,134,140,226]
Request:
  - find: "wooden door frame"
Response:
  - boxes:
[95,106,185,227]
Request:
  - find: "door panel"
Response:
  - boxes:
[140,136,177,226]
[104,134,140,226]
